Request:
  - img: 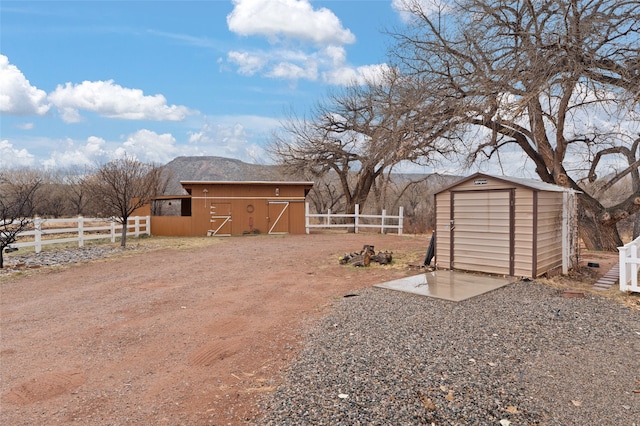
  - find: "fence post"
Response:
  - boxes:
[305,202,310,234]
[381,209,386,234]
[398,206,404,236]
[354,204,359,234]
[145,215,151,235]
[34,217,42,254]
[78,216,84,248]
[134,216,140,237]
[110,220,116,243]
[327,208,331,226]
[634,240,640,290]
[619,246,627,291]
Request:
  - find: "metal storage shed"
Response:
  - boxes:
[434,173,578,277]
[149,181,314,236]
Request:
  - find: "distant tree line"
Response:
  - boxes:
[0,157,168,267]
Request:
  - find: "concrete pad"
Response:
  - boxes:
[374,270,515,302]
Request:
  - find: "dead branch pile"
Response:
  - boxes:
[339,245,393,267]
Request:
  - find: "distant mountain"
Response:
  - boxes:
[159,156,462,196]
[161,156,285,195]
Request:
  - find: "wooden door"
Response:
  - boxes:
[268,201,289,234]
[209,203,232,236]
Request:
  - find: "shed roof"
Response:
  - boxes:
[436,172,577,194]
[180,180,314,186]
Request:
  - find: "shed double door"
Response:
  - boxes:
[450,189,514,276]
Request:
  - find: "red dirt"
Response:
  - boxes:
[0,233,429,425]
[0,234,624,425]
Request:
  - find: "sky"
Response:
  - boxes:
[0,0,416,170]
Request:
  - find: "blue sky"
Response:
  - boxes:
[1,0,407,169]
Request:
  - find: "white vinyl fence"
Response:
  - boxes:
[305,203,404,235]
[9,216,150,253]
[619,235,640,293]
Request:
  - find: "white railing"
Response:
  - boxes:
[619,235,640,293]
[10,216,151,253]
[305,203,404,235]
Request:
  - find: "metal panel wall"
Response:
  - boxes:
[513,189,535,277]
[434,173,572,278]
[535,191,564,275]
[451,189,514,275]
[434,192,451,268]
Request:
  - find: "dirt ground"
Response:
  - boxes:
[1,233,432,425]
[0,233,628,425]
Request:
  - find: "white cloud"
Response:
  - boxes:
[41,136,110,169]
[227,51,267,76]
[391,0,451,23]
[0,55,50,116]
[115,129,179,164]
[48,80,192,123]
[227,44,388,85]
[188,115,280,163]
[225,0,380,86]
[0,139,35,168]
[323,63,391,86]
[16,122,35,130]
[41,131,180,168]
[268,61,318,81]
[227,0,355,45]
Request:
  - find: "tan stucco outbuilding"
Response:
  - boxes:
[149,181,313,236]
[434,173,579,278]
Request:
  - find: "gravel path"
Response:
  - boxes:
[0,246,120,275]
[257,281,640,425]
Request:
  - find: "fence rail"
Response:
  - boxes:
[305,203,403,235]
[10,216,151,253]
[619,235,640,293]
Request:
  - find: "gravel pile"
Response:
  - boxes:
[0,246,119,275]
[257,281,640,425]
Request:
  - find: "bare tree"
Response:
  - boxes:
[54,167,92,216]
[391,0,640,250]
[303,173,346,215]
[86,157,165,247]
[36,171,69,218]
[269,69,453,217]
[0,170,42,268]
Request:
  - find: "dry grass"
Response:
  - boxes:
[538,264,640,311]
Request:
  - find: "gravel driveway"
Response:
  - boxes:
[257,281,640,425]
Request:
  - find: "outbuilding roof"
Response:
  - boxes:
[436,172,578,194]
[180,180,314,186]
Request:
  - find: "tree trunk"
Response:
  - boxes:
[120,222,127,248]
[578,197,623,251]
[634,212,640,240]
[0,251,4,269]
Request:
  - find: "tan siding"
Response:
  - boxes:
[452,190,511,275]
[535,192,564,274]
[434,192,451,268]
[448,177,516,191]
[513,189,534,277]
[434,174,572,278]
